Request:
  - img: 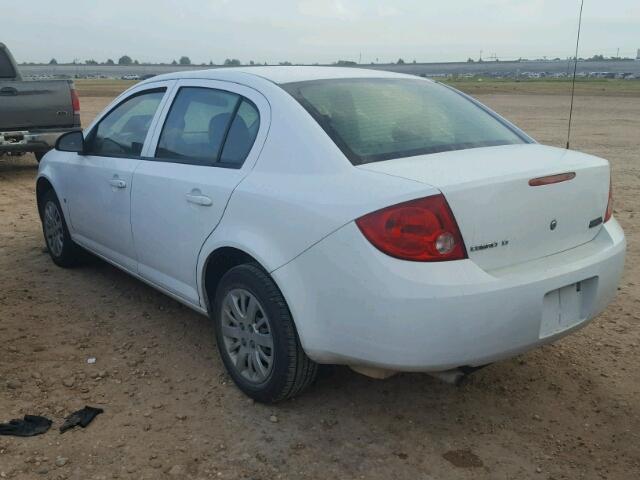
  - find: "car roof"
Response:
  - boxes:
[143,66,422,86]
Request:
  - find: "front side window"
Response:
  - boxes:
[156,87,260,167]
[282,78,528,165]
[86,89,165,157]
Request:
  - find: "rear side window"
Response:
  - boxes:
[86,89,165,157]
[0,49,16,78]
[155,87,260,167]
[282,78,527,165]
[220,100,260,166]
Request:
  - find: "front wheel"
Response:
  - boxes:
[212,263,317,403]
[41,189,82,267]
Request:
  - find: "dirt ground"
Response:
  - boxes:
[1,85,639,480]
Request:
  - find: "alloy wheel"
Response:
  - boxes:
[220,288,274,383]
[44,201,64,257]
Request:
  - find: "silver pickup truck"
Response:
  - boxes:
[0,43,81,162]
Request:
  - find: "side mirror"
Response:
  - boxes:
[55,130,85,153]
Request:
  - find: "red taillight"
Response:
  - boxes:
[355,194,467,262]
[604,177,613,222]
[70,87,80,115]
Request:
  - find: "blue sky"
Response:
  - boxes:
[5,0,640,64]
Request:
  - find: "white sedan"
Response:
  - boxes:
[37,67,625,402]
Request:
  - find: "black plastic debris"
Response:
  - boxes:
[0,415,52,437]
[59,406,103,433]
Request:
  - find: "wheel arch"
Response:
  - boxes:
[201,246,273,315]
[35,176,56,220]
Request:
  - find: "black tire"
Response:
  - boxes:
[34,151,46,163]
[40,189,82,268]
[212,263,317,403]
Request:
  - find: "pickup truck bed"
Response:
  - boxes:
[0,43,80,161]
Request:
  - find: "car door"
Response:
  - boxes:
[64,83,173,271]
[131,79,269,305]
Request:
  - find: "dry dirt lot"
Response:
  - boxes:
[1,82,639,480]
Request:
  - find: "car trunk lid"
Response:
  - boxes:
[357,144,610,270]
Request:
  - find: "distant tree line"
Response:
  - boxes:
[42,56,269,67]
[465,53,635,64]
[31,52,637,68]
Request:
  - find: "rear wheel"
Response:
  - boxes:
[41,189,82,267]
[212,263,317,403]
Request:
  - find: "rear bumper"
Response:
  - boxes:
[0,127,79,153]
[273,218,626,371]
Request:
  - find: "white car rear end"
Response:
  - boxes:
[273,142,624,372]
[271,74,624,374]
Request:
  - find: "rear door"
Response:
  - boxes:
[131,79,269,304]
[65,82,173,271]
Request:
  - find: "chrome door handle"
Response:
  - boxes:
[185,193,213,206]
[109,179,127,189]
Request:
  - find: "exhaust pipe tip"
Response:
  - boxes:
[429,364,491,386]
[349,365,398,379]
[349,364,492,384]
[428,369,467,386]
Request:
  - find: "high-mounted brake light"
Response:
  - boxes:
[70,87,81,115]
[604,177,613,222]
[528,172,576,187]
[355,194,467,262]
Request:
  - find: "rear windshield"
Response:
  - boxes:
[0,49,16,78]
[282,78,528,165]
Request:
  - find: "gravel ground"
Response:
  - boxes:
[0,91,638,480]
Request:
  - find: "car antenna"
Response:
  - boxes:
[566,0,584,150]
